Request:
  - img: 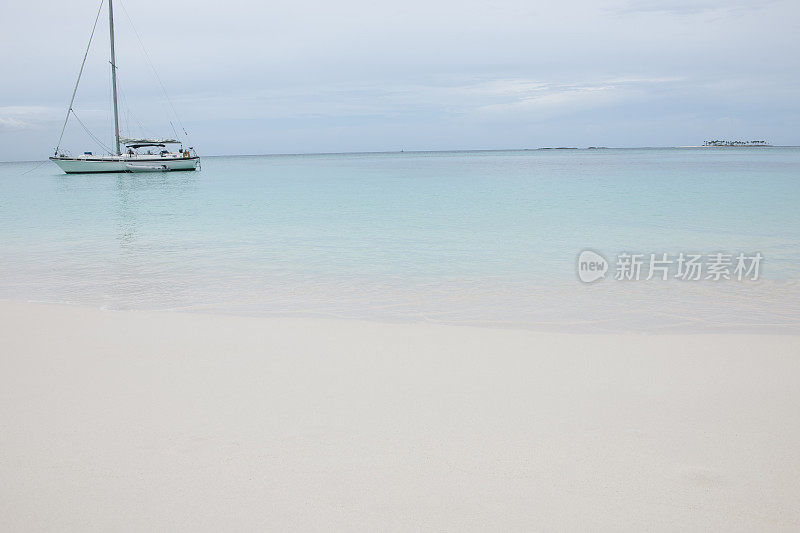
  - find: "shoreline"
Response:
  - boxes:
[3,276,797,335]
[2,300,799,529]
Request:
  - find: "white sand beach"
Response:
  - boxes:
[1,300,799,530]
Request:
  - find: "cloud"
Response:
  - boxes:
[0,106,57,130]
[612,0,775,16]
[455,77,683,121]
[0,105,108,130]
[477,86,621,118]
[172,76,687,124]
[0,117,30,129]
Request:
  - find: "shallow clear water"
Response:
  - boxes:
[1,148,799,332]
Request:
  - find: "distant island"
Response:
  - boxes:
[703,140,771,147]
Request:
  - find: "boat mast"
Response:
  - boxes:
[108,0,121,155]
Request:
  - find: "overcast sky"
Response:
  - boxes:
[1,0,798,160]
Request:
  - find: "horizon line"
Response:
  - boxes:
[3,145,797,164]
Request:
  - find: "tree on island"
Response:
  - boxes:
[703,139,769,147]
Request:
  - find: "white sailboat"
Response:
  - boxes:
[50,0,199,174]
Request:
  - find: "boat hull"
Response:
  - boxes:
[126,163,169,172]
[50,156,199,174]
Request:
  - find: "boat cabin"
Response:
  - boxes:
[121,138,196,159]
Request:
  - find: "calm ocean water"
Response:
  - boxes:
[1,148,799,332]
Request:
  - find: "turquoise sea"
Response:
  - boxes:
[1,147,799,332]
